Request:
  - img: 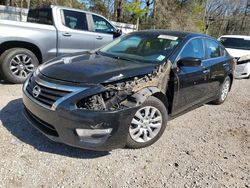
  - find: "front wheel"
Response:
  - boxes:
[212,76,231,105]
[0,48,39,84]
[126,96,168,149]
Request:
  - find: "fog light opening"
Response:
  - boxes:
[76,128,112,144]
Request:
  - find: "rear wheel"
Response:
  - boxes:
[126,96,168,149]
[0,48,39,84]
[212,76,231,105]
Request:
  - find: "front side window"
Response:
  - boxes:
[63,10,88,31]
[93,15,114,33]
[179,38,205,59]
[100,34,182,64]
[206,39,221,58]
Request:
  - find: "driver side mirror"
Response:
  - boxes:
[113,29,122,38]
[177,57,202,67]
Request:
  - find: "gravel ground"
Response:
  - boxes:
[0,79,249,188]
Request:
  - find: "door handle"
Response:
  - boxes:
[203,69,210,74]
[62,33,72,37]
[96,36,103,40]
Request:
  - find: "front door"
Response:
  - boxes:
[91,14,116,48]
[172,38,208,115]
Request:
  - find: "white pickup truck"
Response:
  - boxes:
[0,6,121,83]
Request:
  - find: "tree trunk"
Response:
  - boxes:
[5,0,11,6]
[117,0,123,22]
[152,0,158,18]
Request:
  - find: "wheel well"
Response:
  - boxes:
[228,73,233,90]
[152,92,171,114]
[0,41,42,63]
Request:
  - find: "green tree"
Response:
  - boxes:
[124,0,147,24]
[88,0,109,17]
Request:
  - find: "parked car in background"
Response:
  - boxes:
[0,6,121,84]
[219,35,250,79]
[23,30,235,151]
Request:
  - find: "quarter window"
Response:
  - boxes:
[206,39,221,58]
[63,10,88,31]
[93,15,114,34]
[179,38,205,59]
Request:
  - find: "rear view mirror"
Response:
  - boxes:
[113,29,122,38]
[177,57,202,67]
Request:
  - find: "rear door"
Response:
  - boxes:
[172,38,208,114]
[90,14,116,48]
[203,38,229,98]
[57,9,95,55]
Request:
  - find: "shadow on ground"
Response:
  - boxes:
[0,98,110,159]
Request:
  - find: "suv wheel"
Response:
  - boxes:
[212,76,231,105]
[126,96,168,149]
[0,48,39,84]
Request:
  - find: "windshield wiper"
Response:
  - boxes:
[98,51,141,63]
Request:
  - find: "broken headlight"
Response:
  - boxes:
[76,89,123,111]
[76,82,134,111]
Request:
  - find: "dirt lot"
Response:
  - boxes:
[0,79,249,187]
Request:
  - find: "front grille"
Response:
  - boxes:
[26,75,71,108]
[25,108,59,137]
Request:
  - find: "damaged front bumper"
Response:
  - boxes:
[22,75,139,151]
[23,92,138,151]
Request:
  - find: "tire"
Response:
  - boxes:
[0,48,39,84]
[212,76,231,105]
[126,96,168,149]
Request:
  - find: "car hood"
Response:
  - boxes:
[39,52,157,84]
[226,48,250,58]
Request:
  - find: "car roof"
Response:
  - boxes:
[220,35,250,40]
[131,29,210,39]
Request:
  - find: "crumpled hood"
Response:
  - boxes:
[39,52,157,84]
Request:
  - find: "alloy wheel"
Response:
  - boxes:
[129,106,163,143]
[9,54,35,78]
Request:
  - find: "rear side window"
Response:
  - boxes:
[179,38,205,59]
[205,39,221,58]
[63,10,88,31]
[27,8,53,25]
[92,15,114,34]
[220,37,250,50]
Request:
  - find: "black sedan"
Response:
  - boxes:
[22,30,234,151]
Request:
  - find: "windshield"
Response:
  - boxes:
[220,37,250,50]
[100,33,182,63]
